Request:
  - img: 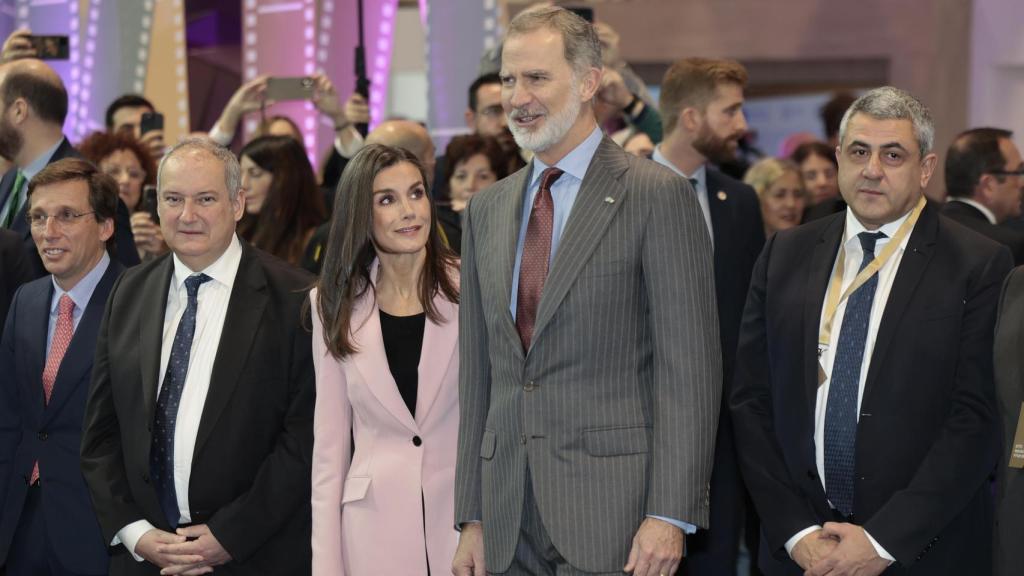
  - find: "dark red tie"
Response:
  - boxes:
[516,167,564,351]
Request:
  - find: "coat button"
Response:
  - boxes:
[523,381,536,391]
[142,473,150,484]
[38,431,47,441]
[412,436,422,447]
[807,469,817,479]
[520,434,527,445]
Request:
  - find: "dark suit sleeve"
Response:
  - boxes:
[205,292,315,563]
[454,195,490,525]
[0,285,23,511]
[730,233,822,555]
[863,245,1013,565]
[80,272,148,543]
[112,199,140,268]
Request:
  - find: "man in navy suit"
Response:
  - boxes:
[0,158,123,575]
[0,58,137,277]
[652,57,766,576]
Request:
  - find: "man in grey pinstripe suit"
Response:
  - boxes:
[453,7,722,576]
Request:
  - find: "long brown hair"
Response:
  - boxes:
[316,144,459,359]
[237,135,326,264]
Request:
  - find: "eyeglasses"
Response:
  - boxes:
[478,104,504,118]
[988,166,1024,177]
[26,209,97,228]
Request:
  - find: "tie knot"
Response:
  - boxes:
[57,294,74,317]
[539,167,564,192]
[184,273,211,298]
[858,231,886,255]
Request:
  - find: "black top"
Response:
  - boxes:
[379,310,426,417]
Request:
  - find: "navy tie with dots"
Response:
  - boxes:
[151,273,211,528]
[824,231,886,517]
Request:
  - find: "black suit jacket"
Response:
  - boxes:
[731,204,1012,575]
[941,199,1024,265]
[992,266,1024,576]
[0,228,32,329]
[80,242,314,575]
[0,138,140,277]
[0,259,122,573]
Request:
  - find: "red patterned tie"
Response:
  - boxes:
[30,294,74,485]
[516,167,563,351]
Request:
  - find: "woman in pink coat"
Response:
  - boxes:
[310,144,460,575]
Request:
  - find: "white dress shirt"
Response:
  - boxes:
[116,235,243,560]
[783,208,916,563]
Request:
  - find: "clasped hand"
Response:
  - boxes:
[793,523,890,576]
[135,524,232,575]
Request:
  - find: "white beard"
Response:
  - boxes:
[507,81,582,153]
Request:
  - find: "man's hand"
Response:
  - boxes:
[598,68,634,110]
[805,522,890,576]
[133,528,194,569]
[452,522,485,576]
[157,524,232,575]
[791,528,839,571]
[129,212,167,257]
[623,517,684,576]
[1,28,36,63]
[139,129,166,160]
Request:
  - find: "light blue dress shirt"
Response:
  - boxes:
[508,127,697,535]
[46,251,110,356]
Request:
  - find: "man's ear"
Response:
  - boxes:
[578,67,602,102]
[680,106,702,133]
[464,108,476,130]
[919,152,938,189]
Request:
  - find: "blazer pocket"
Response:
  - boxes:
[480,429,497,460]
[584,426,650,457]
[341,476,371,504]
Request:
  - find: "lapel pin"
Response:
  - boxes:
[716,190,727,201]
[604,196,615,204]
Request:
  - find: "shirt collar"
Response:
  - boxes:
[947,197,997,225]
[50,251,110,313]
[843,203,914,247]
[171,233,243,291]
[651,145,706,187]
[529,125,604,188]
[24,138,65,180]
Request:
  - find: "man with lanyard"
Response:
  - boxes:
[731,86,1011,575]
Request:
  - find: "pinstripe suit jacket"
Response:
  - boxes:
[455,136,722,573]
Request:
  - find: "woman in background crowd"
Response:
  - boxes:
[791,140,839,205]
[310,144,460,575]
[78,130,165,261]
[744,157,807,237]
[438,134,509,254]
[237,135,327,265]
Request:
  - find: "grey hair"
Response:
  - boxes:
[506,6,602,77]
[157,137,242,199]
[838,86,935,155]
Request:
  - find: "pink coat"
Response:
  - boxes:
[310,282,460,576]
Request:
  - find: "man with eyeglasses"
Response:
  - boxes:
[943,127,1024,264]
[0,158,122,576]
[0,59,138,280]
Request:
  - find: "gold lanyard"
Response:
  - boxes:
[816,195,926,380]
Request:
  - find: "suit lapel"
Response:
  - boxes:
[193,244,269,455]
[863,204,939,401]
[803,215,844,413]
[530,138,629,348]
[349,275,420,433]
[705,171,730,288]
[497,168,529,352]
[141,256,175,425]
[41,261,123,426]
[415,295,458,424]
[21,280,52,420]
